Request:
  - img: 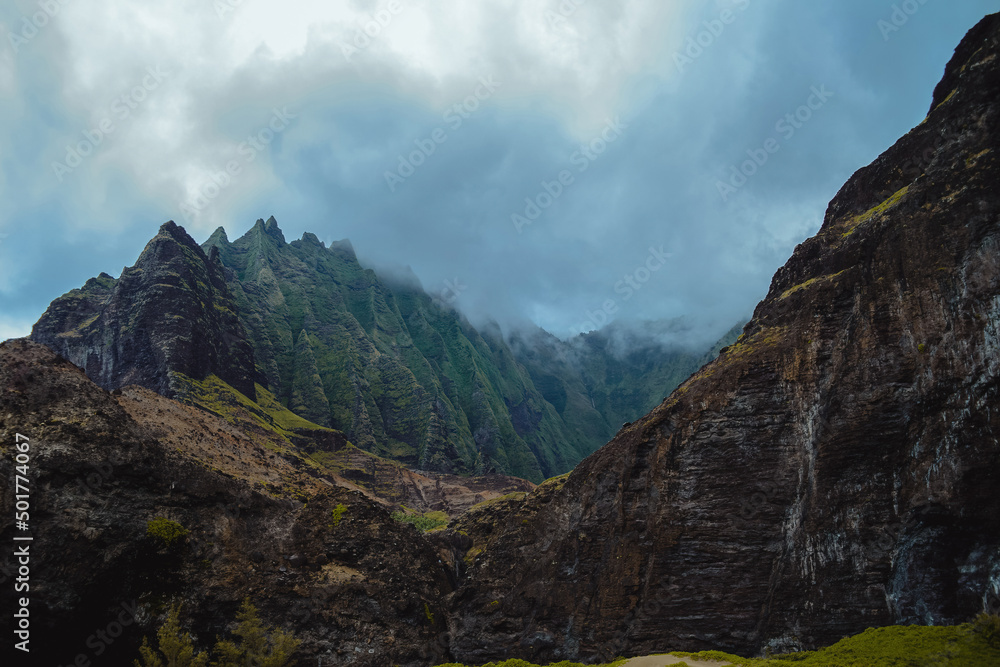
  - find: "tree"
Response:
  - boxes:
[135,605,209,667]
[211,598,300,667]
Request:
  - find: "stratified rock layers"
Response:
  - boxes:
[447,14,1000,662]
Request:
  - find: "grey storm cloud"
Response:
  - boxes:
[1,0,998,344]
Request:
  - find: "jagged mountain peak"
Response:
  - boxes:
[298,231,325,248]
[821,12,999,234]
[31,218,261,400]
[328,237,357,259]
[242,215,287,246]
[30,212,726,482]
[929,12,999,113]
[206,225,229,246]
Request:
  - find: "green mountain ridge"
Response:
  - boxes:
[203,217,740,482]
[31,215,737,482]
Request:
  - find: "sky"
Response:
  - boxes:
[1,0,998,345]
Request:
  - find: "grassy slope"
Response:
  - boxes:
[170,371,534,514]
[431,620,1000,666]
[171,371,331,440]
[671,619,1000,667]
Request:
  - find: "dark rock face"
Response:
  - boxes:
[31,221,261,400]
[447,14,1000,662]
[0,340,453,667]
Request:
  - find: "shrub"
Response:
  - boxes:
[146,517,189,547]
[975,612,1000,648]
[391,510,447,532]
[330,503,348,527]
[137,600,299,667]
[134,605,208,667]
[212,598,300,667]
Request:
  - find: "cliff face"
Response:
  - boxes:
[0,340,456,667]
[203,217,619,482]
[30,221,261,400]
[447,14,1000,662]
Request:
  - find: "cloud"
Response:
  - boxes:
[1,0,998,346]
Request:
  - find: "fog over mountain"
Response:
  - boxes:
[1,0,997,346]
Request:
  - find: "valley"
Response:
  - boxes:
[2,10,1000,667]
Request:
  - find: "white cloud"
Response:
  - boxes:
[4,0,994,344]
[17,0,695,240]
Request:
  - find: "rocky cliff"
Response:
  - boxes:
[446,14,1000,662]
[0,340,458,667]
[29,215,725,483]
[31,221,261,400]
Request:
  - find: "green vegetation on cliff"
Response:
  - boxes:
[145,517,189,547]
[669,616,1000,666]
[392,508,449,531]
[205,217,719,482]
[204,218,553,479]
[31,216,738,483]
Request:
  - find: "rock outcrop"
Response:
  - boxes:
[31,221,261,400]
[0,339,454,667]
[446,13,1000,662]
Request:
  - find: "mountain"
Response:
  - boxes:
[201,218,564,481]
[445,13,1000,662]
[31,221,261,400]
[509,320,744,447]
[14,14,1000,666]
[0,339,457,667]
[31,211,728,482]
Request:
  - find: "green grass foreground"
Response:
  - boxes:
[674,617,1000,666]
[434,616,1000,667]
